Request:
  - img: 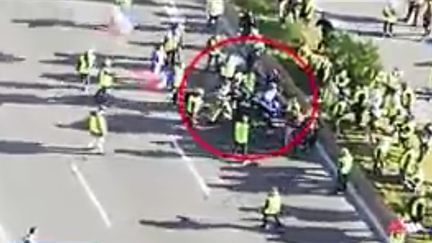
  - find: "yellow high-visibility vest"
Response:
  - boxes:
[88,114,107,136]
[97,68,114,89]
[264,194,281,215]
[234,120,249,144]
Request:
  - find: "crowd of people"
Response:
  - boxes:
[70,0,432,238]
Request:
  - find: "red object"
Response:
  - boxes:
[177,35,319,162]
[387,218,406,234]
[130,69,162,91]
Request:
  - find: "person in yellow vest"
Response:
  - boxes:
[206,35,223,71]
[87,109,108,154]
[400,82,415,113]
[170,63,185,104]
[383,2,397,37]
[163,24,182,67]
[334,148,353,193]
[387,217,407,243]
[261,187,283,229]
[400,145,419,179]
[233,115,250,155]
[206,0,224,27]
[242,70,257,97]
[186,88,204,126]
[97,58,115,91]
[407,191,428,224]
[398,115,416,149]
[115,0,132,10]
[220,54,237,82]
[299,0,315,24]
[76,49,96,92]
[373,137,391,176]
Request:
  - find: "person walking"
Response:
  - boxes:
[76,49,96,92]
[383,2,397,37]
[334,148,353,194]
[87,109,108,155]
[261,187,283,229]
[233,115,250,155]
[22,226,37,243]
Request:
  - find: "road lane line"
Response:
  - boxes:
[0,223,10,243]
[70,162,112,228]
[171,137,211,198]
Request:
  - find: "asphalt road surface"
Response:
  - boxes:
[0,0,378,242]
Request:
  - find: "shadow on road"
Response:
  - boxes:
[0,140,95,155]
[320,10,382,24]
[12,18,106,30]
[0,80,79,90]
[57,112,183,135]
[138,213,375,243]
[40,52,150,70]
[0,52,25,63]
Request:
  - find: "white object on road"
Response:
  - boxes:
[70,162,112,228]
[0,223,10,243]
[171,136,211,199]
[109,6,133,35]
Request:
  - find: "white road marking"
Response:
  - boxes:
[0,223,10,243]
[70,162,112,228]
[171,137,211,198]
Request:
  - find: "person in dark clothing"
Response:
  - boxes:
[404,0,421,26]
[423,1,432,36]
[316,12,334,39]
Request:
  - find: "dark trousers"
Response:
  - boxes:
[234,142,247,155]
[207,15,219,26]
[80,73,91,90]
[261,213,282,228]
[405,3,420,26]
[335,173,349,192]
[383,21,394,35]
[423,18,431,35]
[206,54,220,71]
[166,50,178,67]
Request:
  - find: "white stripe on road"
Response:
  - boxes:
[70,162,112,228]
[171,137,211,199]
[0,223,10,243]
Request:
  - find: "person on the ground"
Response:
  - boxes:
[22,226,38,243]
[76,49,96,92]
[334,147,353,194]
[186,88,204,126]
[206,0,224,28]
[87,109,108,155]
[97,58,115,91]
[233,115,250,155]
[206,34,223,71]
[261,187,283,229]
[383,2,397,37]
[210,80,233,123]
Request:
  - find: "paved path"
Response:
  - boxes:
[0,0,377,242]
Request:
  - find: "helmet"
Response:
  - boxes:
[341,147,349,155]
[104,58,112,67]
[195,88,204,96]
